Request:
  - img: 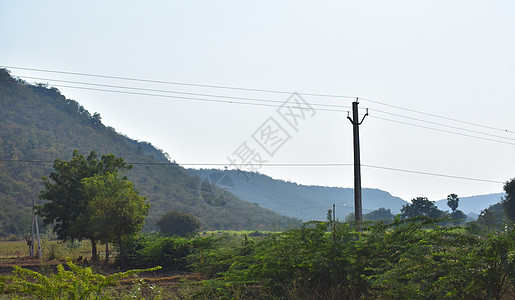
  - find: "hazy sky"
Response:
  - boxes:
[2,1,514,202]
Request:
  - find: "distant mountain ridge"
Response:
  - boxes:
[434,193,505,214]
[190,169,408,221]
[190,169,505,221]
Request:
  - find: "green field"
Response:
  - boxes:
[0,239,104,261]
[0,240,30,258]
[0,230,262,261]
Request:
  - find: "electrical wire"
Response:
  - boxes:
[0,159,503,184]
[1,65,357,99]
[369,108,515,142]
[8,74,353,111]
[368,115,515,146]
[360,97,514,134]
[2,66,513,141]
[2,73,513,146]
[11,80,350,113]
[361,164,503,184]
[3,65,513,135]
[1,82,513,146]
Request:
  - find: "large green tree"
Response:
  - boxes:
[363,207,395,223]
[38,150,130,260]
[502,178,515,222]
[400,197,445,219]
[83,173,149,266]
[156,210,201,237]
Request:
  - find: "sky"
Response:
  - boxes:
[2,1,514,202]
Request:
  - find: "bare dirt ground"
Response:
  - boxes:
[0,256,60,273]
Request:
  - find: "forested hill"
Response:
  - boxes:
[190,169,408,221]
[0,68,299,237]
[190,169,506,221]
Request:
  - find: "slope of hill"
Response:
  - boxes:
[190,169,408,221]
[434,193,505,214]
[0,68,299,237]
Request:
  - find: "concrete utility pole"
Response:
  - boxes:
[31,199,42,258]
[347,99,368,222]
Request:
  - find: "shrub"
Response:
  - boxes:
[0,261,160,299]
[122,234,216,270]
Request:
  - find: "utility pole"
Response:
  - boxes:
[347,99,368,222]
[332,203,336,242]
[31,199,42,258]
[30,200,35,257]
[35,214,42,258]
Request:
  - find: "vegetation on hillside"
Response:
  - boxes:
[191,168,407,221]
[0,68,300,237]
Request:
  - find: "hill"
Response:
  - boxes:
[190,169,408,221]
[0,68,300,237]
[190,169,507,221]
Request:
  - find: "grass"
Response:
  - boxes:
[200,229,275,236]
[0,240,29,259]
[0,239,111,262]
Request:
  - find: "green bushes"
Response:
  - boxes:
[122,234,216,270]
[2,223,514,299]
[0,261,160,299]
[193,219,515,299]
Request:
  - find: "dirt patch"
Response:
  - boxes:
[0,256,61,273]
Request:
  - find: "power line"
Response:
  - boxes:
[368,115,515,146]
[0,159,351,167]
[7,74,352,111]
[3,78,512,146]
[369,108,515,142]
[3,73,513,146]
[17,80,350,113]
[0,76,350,113]
[0,159,503,184]
[4,65,513,135]
[3,66,512,139]
[1,65,357,99]
[360,97,514,134]
[361,164,504,184]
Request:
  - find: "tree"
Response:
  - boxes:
[156,211,201,237]
[446,194,467,225]
[363,208,395,223]
[447,193,459,213]
[83,173,149,266]
[400,197,445,219]
[450,210,467,225]
[502,178,515,222]
[478,203,505,229]
[38,150,130,260]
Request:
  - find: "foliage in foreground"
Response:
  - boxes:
[122,234,216,271]
[192,218,515,299]
[0,261,161,299]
